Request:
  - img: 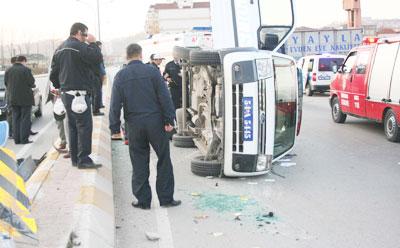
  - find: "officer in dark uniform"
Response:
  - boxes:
[50,22,103,169]
[109,43,181,209]
[163,57,182,109]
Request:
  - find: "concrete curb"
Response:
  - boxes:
[71,112,115,248]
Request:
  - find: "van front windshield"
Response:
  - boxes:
[318,58,345,72]
[273,56,297,158]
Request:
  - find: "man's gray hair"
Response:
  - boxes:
[126,43,142,59]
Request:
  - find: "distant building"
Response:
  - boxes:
[145,0,211,35]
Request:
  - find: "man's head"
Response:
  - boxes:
[96,41,102,49]
[150,53,164,66]
[126,43,143,61]
[70,22,89,42]
[16,55,27,65]
[10,56,17,64]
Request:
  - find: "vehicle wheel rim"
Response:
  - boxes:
[387,115,396,136]
[333,103,339,119]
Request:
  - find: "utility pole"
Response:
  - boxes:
[97,0,101,41]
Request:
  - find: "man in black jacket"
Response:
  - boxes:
[4,56,35,144]
[50,22,103,169]
[109,44,181,209]
[163,56,182,109]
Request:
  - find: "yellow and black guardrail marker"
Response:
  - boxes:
[0,147,37,237]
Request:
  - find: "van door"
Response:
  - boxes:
[366,43,399,121]
[388,43,400,121]
[349,49,372,117]
[338,51,358,113]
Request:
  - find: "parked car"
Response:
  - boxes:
[330,37,400,142]
[0,70,43,121]
[298,54,346,96]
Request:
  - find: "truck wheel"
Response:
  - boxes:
[384,109,400,142]
[191,155,222,177]
[34,98,42,118]
[331,97,346,123]
[172,134,196,148]
[190,50,221,66]
[305,83,313,96]
[173,46,197,61]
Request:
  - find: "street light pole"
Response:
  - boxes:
[96,0,101,41]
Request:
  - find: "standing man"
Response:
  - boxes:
[5,56,17,138]
[90,41,104,116]
[50,22,103,169]
[163,56,182,109]
[148,53,164,73]
[109,44,181,209]
[4,56,35,144]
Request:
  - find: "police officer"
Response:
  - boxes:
[148,53,164,73]
[50,22,103,169]
[109,43,181,209]
[163,56,182,109]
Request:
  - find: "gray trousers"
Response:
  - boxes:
[56,118,67,145]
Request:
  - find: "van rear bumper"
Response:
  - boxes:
[311,85,330,92]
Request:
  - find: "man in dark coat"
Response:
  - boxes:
[109,43,181,209]
[4,56,35,144]
[50,22,103,169]
[163,56,182,109]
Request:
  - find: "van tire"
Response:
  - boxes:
[305,83,313,96]
[173,46,196,61]
[190,50,221,66]
[172,134,196,148]
[384,109,400,142]
[331,97,346,123]
[191,155,222,177]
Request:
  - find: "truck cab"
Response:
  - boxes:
[330,37,400,142]
[172,0,301,177]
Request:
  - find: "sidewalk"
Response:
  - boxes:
[15,109,114,248]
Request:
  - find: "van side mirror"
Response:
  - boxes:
[332,64,338,73]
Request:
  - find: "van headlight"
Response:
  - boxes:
[256,155,268,171]
[256,59,273,79]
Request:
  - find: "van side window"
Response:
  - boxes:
[342,52,357,73]
[355,51,370,74]
[307,59,314,72]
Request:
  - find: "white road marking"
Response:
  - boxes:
[149,162,175,248]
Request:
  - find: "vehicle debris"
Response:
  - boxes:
[279,162,296,167]
[211,232,224,237]
[145,232,160,241]
[247,182,258,185]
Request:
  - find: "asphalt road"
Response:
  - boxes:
[113,92,400,248]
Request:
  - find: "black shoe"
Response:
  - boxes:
[93,112,104,116]
[100,105,105,109]
[20,140,33,144]
[160,200,181,208]
[78,162,102,169]
[30,131,38,135]
[132,201,151,210]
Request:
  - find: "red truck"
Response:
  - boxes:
[330,37,400,142]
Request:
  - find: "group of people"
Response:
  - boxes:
[48,22,182,208]
[4,56,38,144]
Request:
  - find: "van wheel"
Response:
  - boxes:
[331,97,346,123]
[191,155,222,177]
[172,134,196,148]
[384,109,400,142]
[190,50,221,66]
[305,83,313,96]
[34,98,42,118]
[173,46,199,61]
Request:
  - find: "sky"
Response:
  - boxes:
[0,0,399,44]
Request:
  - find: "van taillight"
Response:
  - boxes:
[312,73,316,81]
